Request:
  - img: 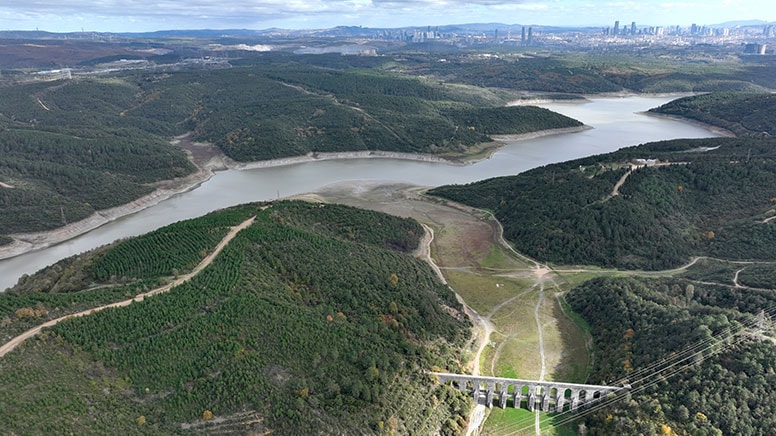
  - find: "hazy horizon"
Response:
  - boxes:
[0,1,774,34]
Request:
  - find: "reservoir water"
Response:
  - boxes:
[0,95,721,291]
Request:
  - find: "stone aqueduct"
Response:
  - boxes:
[433,372,625,412]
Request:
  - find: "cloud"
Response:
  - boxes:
[0,0,772,32]
[0,0,556,31]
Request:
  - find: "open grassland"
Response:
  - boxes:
[430,219,592,384]
[483,407,577,436]
[425,207,593,435]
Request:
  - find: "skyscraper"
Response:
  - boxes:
[527,27,533,45]
[631,22,636,35]
[614,20,620,36]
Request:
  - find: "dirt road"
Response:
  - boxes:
[0,215,256,359]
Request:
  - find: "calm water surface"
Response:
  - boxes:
[0,95,721,291]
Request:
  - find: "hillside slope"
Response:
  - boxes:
[0,201,471,434]
[567,274,776,435]
[650,92,776,137]
[430,137,776,270]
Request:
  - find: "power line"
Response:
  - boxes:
[487,304,776,435]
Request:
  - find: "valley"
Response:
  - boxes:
[1,32,775,434]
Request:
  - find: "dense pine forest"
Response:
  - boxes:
[566,274,776,435]
[0,201,471,434]
[650,92,776,137]
[401,52,776,94]
[184,64,582,161]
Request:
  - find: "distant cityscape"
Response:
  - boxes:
[1,19,774,82]
[367,21,775,54]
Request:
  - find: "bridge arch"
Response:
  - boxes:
[432,372,624,412]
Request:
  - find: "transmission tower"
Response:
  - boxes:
[751,309,771,341]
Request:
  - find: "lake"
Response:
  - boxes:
[0,95,721,291]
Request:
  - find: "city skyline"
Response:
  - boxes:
[0,1,774,33]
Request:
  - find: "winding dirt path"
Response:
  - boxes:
[416,224,448,286]
[416,223,494,436]
[733,268,745,288]
[35,97,50,111]
[418,223,495,377]
[533,283,548,435]
[0,216,256,359]
[611,165,636,196]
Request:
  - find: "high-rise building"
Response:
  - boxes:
[614,20,620,36]
[631,22,636,35]
[744,43,767,55]
[527,27,533,45]
[521,26,526,44]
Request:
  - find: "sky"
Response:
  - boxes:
[0,0,774,33]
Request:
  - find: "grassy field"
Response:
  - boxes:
[426,212,592,434]
[483,407,578,435]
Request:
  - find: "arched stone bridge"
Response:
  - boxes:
[433,372,626,412]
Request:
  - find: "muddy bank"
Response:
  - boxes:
[0,166,215,260]
[490,125,592,142]
[222,149,466,170]
[507,97,590,106]
[640,111,736,138]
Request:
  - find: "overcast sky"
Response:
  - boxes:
[0,1,773,33]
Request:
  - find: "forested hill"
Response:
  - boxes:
[650,92,776,137]
[0,61,581,241]
[0,201,472,434]
[183,64,582,161]
[0,78,196,240]
[429,136,776,270]
[566,274,776,435]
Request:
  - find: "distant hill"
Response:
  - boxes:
[711,19,771,27]
[182,64,582,161]
[0,24,606,41]
[0,201,471,434]
[0,77,196,239]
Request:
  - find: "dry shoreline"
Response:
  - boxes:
[640,111,736,137]
[0,123,611,261]
[0,165,216,261]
